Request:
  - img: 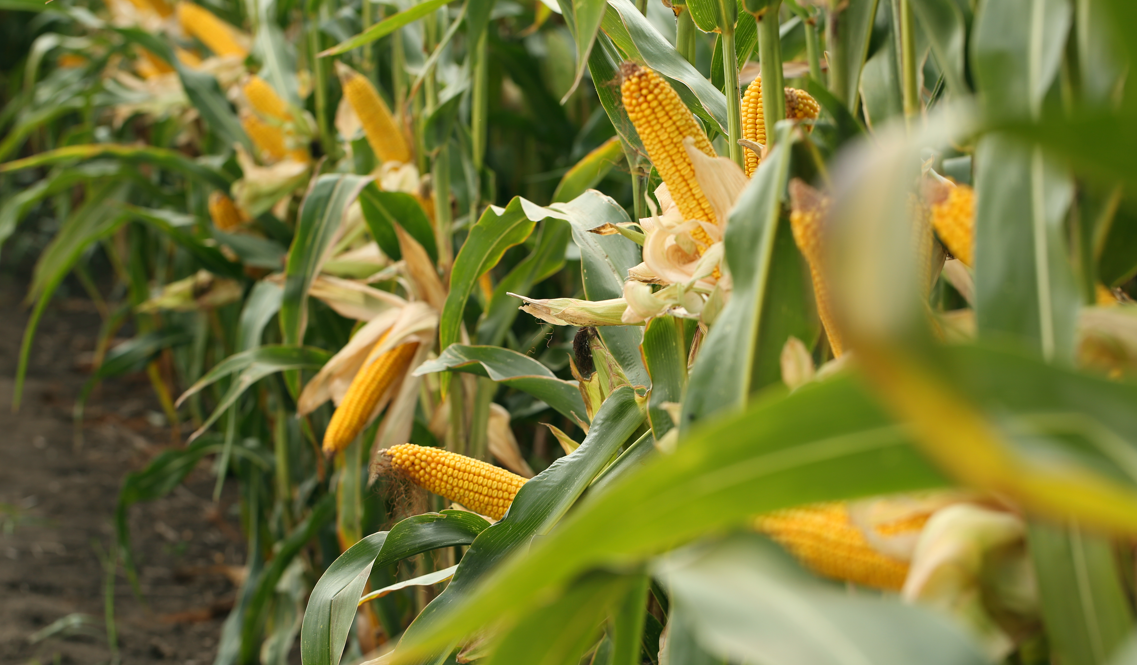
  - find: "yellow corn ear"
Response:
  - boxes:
[336,62,413,165]
[929,183,975,266]
[58,54,88,68]
[755,502,923,590]
[323,335,419,454]
[377,444,528,520]
[1096,284,1119,307]
[789,179,845,357]
[135,47,175,79]
[741,78,820,177]
[124,0,172,18]
[175,48,203,68]
[177,2,249,59]
[208,191,245,231]
[620,63,717,249]
[241,112,290,162]
[243,75,289,122]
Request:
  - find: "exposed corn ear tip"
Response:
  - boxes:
[241,75,289,121]
[322,332,420,454]
[176,2,249,59]
[335,61,413,166]
[375,444,528,520]
[241,111,289,162]
[924,180,975,267]
[619,63,718,251]
[208,190,246,231]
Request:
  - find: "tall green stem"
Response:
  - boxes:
[470,31,489,224]
[361,0,373,72]
[757,4,785,145]
[309,15,333,157]
[676,9,697,65]
[898,0,919,127]
[721,28,744,166]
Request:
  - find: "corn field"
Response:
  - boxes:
[3,0,1137,661]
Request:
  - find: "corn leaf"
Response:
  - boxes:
[281,174,370,346]
[555,0,608,103]
[641,316,690,441]
[908,0,968,96]
[552,136,624,204]
[414,344,589,423]
[319,0,452,56]
[0,144,231,189]
[126,206,246,279]
[826,0,880,111]
[656,534,987,665]
[299,511,492,665]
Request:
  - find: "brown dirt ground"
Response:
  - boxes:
[0,276,247,665]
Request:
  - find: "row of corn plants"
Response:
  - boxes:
[4,0,1137,662]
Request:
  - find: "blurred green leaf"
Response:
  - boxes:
[656,534,987,665]
[237,281,284,352]
[16,183,130,410]
[909,0,968,96]
[358,184,438,262]
[971,0,1070,117]
[415,344,589,422]
[826,0,880,110]
[641,317,689,441]
[0,162,127,254]
[300,511,492,665]
[127,207,245,280]
[0,144,231,189]
[552,136,624,204]
[319,0,452,56]
[557,0,608,103]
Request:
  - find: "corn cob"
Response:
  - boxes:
[928,183,975,267]
[242,75,289,122]
[376,444,528,520]
[124,0,172,18]
[755,502,924,590]
[177,2,249,59]
[323,334,419,454]
[336,62,413,165]
[208,191,245,231]
[789,179,844,357]
[58,54,88,68]
[135,47,175,79]
[241,112,290,162]
[1096,284,1119,307]
[175,48,203,68]
[741,78,820,177]
[620,63,717,249]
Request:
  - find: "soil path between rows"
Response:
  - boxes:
[0,277,246,665]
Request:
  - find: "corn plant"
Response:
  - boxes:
[5,0,1137,662]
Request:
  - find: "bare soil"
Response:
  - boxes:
[0,276,246,665]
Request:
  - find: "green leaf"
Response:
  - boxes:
[211,228,288,269]
[0,144,231,189]
[74,329,194,435]
[1099,205,1137,287]
[802,76,866,144]
[253,21,301,107]
[387,377,946,662]
[552,137,625,204]
[398,387,646,653]
[15,183,130,410]
[826,0,880,110]
[656,534,988,665]
[710,3,757,90]
[860,39,904,128]
[681,122,795,431]
[605,0,730,132]
[686,0,729,34]
[641,317,689,441]
[558,0,609,103]
[300,511,492,665]
[1027,523,1134,665]
[126,207,245,280]
[438,196,540,384]
[0,162,127,255]
[414,344,589,423]
[560,191,649,387]
[484,571,633,665]
[971,0,1071,117]
[358,183,439,262]
[973,137,1079,362]
[587,33,646,157]
[281,174,370,346]
[238,495,337,664]
[319,0,452,56]
[237,281,284,352]
[909,0,969,96]
[181,346,331,441]
[609,572,651,665]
